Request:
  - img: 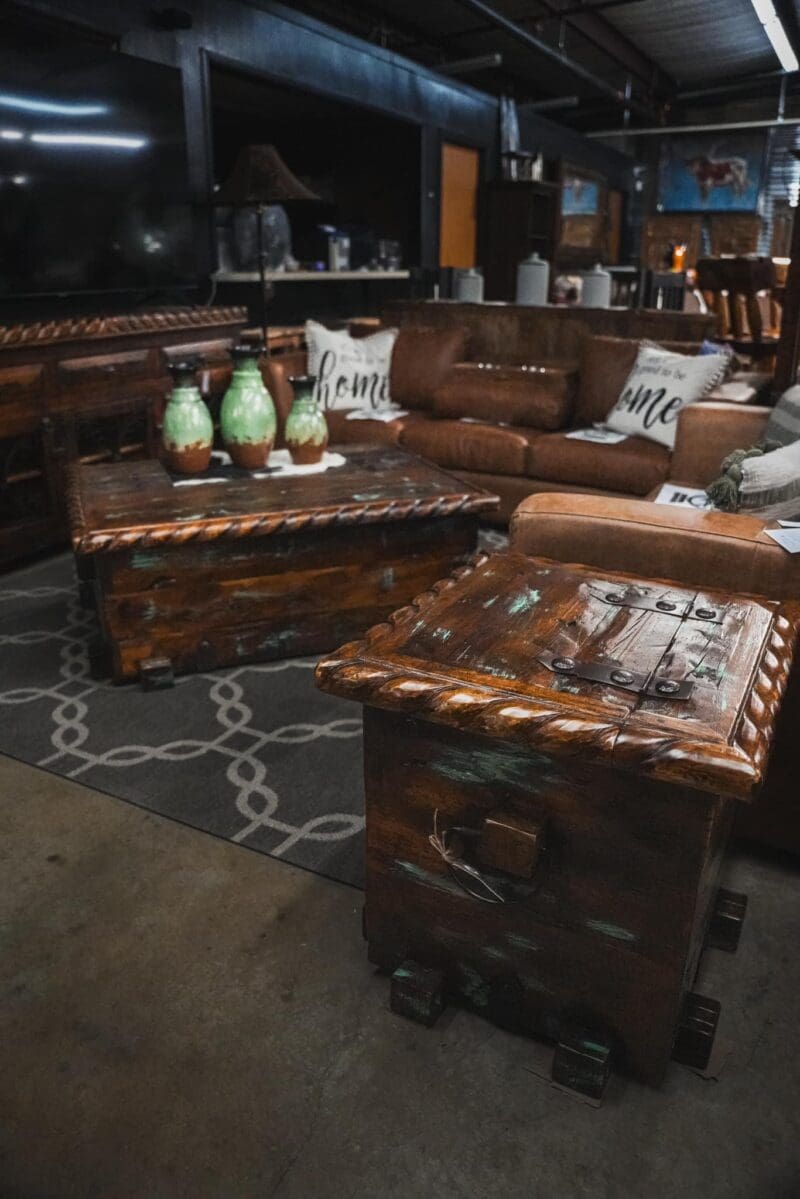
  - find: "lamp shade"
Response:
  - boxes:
[214,144,320,206]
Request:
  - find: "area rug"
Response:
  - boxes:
[0,531,507,888]
[0,553,366,886]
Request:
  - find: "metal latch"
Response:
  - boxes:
[538,651,694,700]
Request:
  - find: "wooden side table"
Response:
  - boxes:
[316,552,799,1096]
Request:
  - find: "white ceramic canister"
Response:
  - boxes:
[580,263,612,309]
[516,251,550,306]
[454,267,484,303]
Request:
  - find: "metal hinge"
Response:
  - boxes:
[538,651,694,700]
[601,589,723,625]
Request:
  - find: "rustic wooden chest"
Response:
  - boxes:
[316,552,799,1095]
[66,449,496,683]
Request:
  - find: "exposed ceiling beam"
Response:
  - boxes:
[438,52,504,74]
[533,0,673,96]
[521,94,580,110]
[450,0,653,114]
[539,0,649,17]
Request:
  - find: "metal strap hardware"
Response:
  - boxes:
[538,651,694,701]
[602,590,723,624]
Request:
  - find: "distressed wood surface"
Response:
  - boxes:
[361,708,730,1086]
[0,307,247,348]
[67,448,498,556]
[320,552,798,1087]
[70,450,497,680]
[316,552,800,801]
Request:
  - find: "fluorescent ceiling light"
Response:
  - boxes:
[751,0,799,73]
[31,133,147,149]
[0,129,24,140]
[0,93,107,116]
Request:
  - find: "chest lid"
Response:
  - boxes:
[316,552,800,801]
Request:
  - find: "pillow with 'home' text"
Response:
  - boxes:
[305,320,398,412]
[605,343,729,450]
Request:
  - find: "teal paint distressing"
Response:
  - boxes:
[584,919,638,944]
[506,587,542,616]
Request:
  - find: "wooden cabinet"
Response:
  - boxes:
[317,552,797,1094]
[0,307,247,568]
[482,181,560,302]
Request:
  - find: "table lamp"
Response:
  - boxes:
[213,144,320,351]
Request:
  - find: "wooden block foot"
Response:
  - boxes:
[390,960,445,1028]
[706,888,748,953]
[78,580,95,610]
[672,993,720,1071]
[139,656,175,690]
[87,638,111,681]
[552,1025,613,1101]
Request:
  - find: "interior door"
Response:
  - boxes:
[439,143,480,268]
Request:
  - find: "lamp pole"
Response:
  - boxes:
[256,202,269,354]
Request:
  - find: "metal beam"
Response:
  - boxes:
[450,0,652,114]
[538,0,650,19]
[587,115,800,136]
[438,52,503,74]
[533,0,673,96]
[521,95,580,110]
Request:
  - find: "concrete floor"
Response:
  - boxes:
[1,753,799,1199]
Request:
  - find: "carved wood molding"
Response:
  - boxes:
[69,493,496,556]
[0,307,248,349]
[316,555,800,802]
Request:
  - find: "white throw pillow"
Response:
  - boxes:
[606,344,729,450]
[305,320,398,411]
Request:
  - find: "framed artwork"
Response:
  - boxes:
[562,171,599,216]
[657,133,766,213]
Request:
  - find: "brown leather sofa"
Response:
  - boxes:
[265,325,771,523]
[508,459,800,856]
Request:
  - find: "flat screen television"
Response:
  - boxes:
[0,19,197,298]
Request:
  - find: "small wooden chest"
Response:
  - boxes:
[316,552,799,1093]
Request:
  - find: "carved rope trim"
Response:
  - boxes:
[0,307,247,348]
[71,494,496,556]
[316,555,800,802]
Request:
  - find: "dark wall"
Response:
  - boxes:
[211,66,422,263]
[5,0,635,301]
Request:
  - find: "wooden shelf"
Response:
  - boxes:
[216,270,411,284]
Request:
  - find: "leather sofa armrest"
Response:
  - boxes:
[509,492,800,600]
[670,402,771,486]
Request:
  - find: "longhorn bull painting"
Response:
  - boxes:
[657,133,765,212]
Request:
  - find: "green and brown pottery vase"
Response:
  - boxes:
[220,344,277,469]
[162,360,214,474]
[285,375,329,465]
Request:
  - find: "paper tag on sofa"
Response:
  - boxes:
[765,528,800,553]
[654,483,715,510]
[565,427,628,444]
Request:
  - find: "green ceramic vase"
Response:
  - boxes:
[285,375,329,465]
[220,344,277,469]
[162,360,214,474]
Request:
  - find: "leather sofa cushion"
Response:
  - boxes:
[509,492,800,601]
[527,432,670,495]
[390,326,469,410]
[432,362,576,430]
[576,336,702,427]
[400,418,541,476]
[325,409,425,446]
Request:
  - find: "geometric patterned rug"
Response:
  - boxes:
[0,532,506,888]
[0,552,366,886]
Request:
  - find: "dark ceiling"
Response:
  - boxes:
[270,0,800,130]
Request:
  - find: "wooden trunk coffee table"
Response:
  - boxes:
[66,448,497,683]
[316,551,799,1095]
